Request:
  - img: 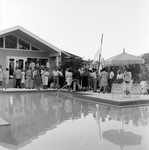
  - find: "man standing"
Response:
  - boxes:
[109,69,115,93]
[14,67,22,88]
[72,68,81,92]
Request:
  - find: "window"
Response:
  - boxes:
[31,46,40,51]
[19,39,30,50]
[0,37,3,48]
[39,58,48,66]
[5,34,17,49]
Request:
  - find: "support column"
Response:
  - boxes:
[56,55,59,67]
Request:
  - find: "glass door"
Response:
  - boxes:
[8,58,15,78]
[7,57,27,78]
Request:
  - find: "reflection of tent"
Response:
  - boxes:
[103,129,142,150]
[105,49,144,66]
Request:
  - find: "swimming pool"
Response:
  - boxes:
[0,92,148,150]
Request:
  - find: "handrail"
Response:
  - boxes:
[56,79,79,95]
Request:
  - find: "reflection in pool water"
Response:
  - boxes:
[0,92,148,150]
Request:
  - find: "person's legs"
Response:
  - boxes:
[53,76,56,89]
[76,80,80,91]
[15,79,18,88]
[26,77,29,89]
[109,79,113,93]
[0,81,2,90]
[93,79,97,92]
[28,77,31,89]
[18,79,21,88]
[98,85,103,93]
[73,81,76,91]
[56,76,59,89]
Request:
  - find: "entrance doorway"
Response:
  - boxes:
[6,57,27,78]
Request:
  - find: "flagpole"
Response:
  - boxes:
[98,33,104,72]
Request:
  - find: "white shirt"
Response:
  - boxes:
[110,71,114,79]
[117,73,124,79]
[52,70,59,76]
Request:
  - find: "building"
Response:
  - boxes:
[0,25,61,78]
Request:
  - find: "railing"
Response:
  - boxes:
[55,79,80,103]
[112,83,142,99]
[56,79,80,95]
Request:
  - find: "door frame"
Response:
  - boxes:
[6,56,27,78]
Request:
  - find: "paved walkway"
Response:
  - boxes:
[1,88,149,106]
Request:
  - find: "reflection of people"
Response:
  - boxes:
[64,99,72,113]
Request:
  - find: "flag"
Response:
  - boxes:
[93,34,103,71]
[93,45,102,62]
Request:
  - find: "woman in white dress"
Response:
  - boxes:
[43,68,49,89]
[21,69,25,88]
[66,68,73,91]
[3,68,9,90]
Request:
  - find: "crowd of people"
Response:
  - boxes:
[0,61,133,93]
[63,66,132,93]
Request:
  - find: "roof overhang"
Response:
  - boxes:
[61,50,81,59]
[0,25,61,55]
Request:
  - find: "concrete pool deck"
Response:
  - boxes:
[0,88,149,107]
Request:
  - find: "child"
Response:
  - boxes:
[3,68,9,90]
[21,69,25,88]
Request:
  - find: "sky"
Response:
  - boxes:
[0,0,149,60]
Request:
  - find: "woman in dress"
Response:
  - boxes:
[21,69,25,88]
[36,67,41,90]
[98,68,108,93]
[43,68,49,89]
[3,68,9,90]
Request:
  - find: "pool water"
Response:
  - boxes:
[0,92,148,150]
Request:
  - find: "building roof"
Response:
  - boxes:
[61,50,81,59]
[0,25,61,55]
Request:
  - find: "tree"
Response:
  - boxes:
[61,56,84,71]
[140,53,149,81]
